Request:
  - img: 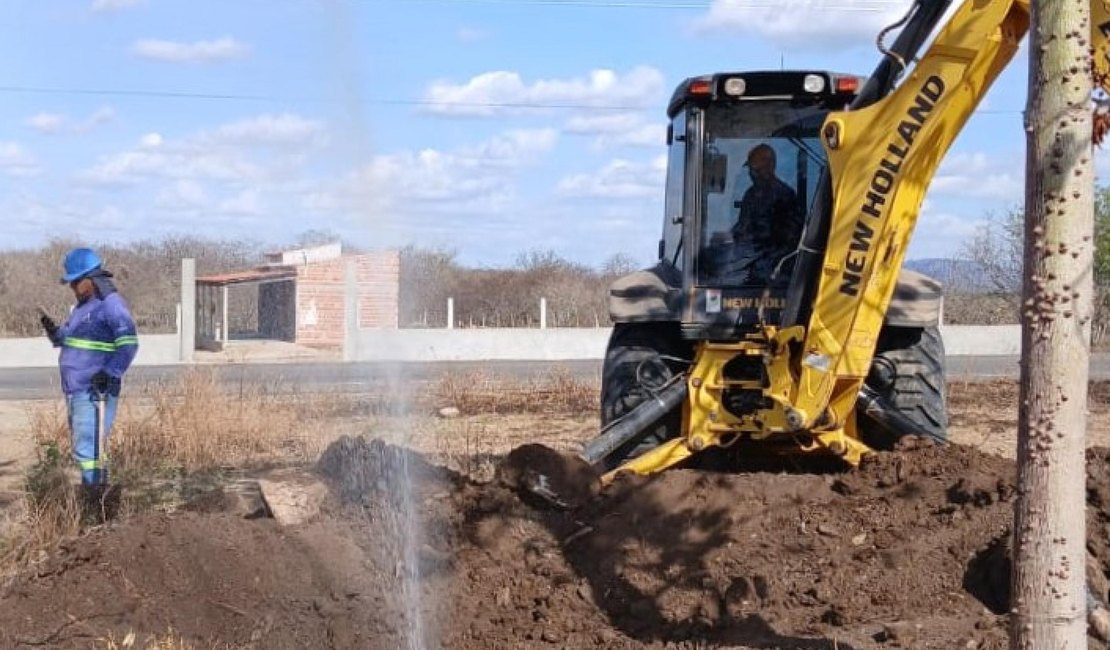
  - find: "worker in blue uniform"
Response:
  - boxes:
[39,247,138,517]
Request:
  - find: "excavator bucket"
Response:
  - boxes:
[498,444,601,510]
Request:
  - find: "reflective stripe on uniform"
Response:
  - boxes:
[64,337,117,352]
[114,335,138,347]
[77,458,106,470]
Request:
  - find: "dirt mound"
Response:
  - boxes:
[0,512,400,649]
[2,437,1109,649]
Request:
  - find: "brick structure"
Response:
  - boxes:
[294,251,400,349]
[195,245,399,351]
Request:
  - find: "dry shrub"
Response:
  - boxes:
[24,368,333,478]
[0,443,81,571]
[436,366,598,415]
[116,368,322,472]
[0,405,81,571]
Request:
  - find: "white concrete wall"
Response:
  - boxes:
[0,325,1024,367]
[352,328,614,361]
[940,325,1022,356]
[350,325,1023,362]
[0,334,182,368]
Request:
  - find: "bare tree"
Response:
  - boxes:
[1011,0,1093,646]
[961,208,1024,296]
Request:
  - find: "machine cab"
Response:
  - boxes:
[660,71,863,337]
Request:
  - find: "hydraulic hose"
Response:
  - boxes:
[582,378,688,466]
[856,383,947,445]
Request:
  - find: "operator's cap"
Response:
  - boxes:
[744,143,776,167]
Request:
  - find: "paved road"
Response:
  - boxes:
[2,355,1109,401]
[0,360,605,401]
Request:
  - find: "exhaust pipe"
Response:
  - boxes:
[582,378,688,466]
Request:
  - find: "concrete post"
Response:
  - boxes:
[343,258,358,362]
[540,297,547,329]
[180,258,195,363]
[447,297,454,330]
[221,286,229,347]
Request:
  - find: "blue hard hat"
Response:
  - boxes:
[60,248,103,284]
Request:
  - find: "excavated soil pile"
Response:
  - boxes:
[2,437,1109,649]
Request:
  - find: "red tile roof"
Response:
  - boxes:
[196,267,297,286]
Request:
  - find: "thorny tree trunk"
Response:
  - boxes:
[1012,0,1094,648]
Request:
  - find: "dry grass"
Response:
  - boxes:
[0,452,81,570]
[101,629,244,649]
[435,366,598,415]
[29,367,346,476]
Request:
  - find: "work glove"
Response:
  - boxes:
[90,371,121,397]
[38,311,58,339]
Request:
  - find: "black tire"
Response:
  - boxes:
[597,323,690,471]
[860,325,948,449]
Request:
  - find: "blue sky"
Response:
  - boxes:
[0,0,1084,268]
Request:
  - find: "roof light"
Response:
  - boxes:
[689,79,712,96]
[723,77,747,96]
[803,74,825,93]
[835,76,861,93]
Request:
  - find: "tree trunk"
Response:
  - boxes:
[1011,0,1094,647]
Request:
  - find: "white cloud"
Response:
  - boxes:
[422,66,665,117]
[931,151,1023,201]
[219,189,263,216]
[78,113,325,187]
[908,207,989,259]
[75,117,559,248]
[557,156,667,199]
[206,114,326,148]
[456,27,488,43]
[314,128,559,209]
[91,0,144,12]
[25,113,66,134]
[1094,146,1110,183]
[139,132,163,148]
[79,145,262,186]
[26,107,116,135]
[692,0,934,49]
[79,107,116,131]
[131,37,249,63]
[564,112,664,148]
[0,143,41,177]
[155,179,209,212]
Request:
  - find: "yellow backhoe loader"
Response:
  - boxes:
[540,0,1110,488]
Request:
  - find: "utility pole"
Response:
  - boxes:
[1011,0,1094,647]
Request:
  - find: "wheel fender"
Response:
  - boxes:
[885,269,942,328]
[608,263,683,323]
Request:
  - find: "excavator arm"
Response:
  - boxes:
[784,0,1031,446]
[579,0,1110,483]
[784,0,1110,447]
[783,0,1110,456]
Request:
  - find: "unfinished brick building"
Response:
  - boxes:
[196,243,399,351]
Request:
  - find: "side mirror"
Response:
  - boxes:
[666,123,674,146]
[658,238,665,260]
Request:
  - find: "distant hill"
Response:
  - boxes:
[903,258,1003,292]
